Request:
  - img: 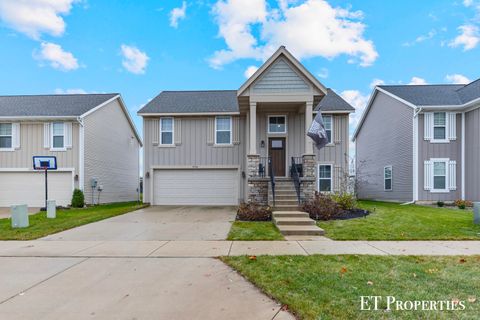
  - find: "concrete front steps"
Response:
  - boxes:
[273,211,325,236]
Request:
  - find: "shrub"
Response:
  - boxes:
[71,189,85,208]
[437,201,445,207]
[302,192,342,221]
[454,199,472,210]
[331,192,357,210]
[236,202,272,221]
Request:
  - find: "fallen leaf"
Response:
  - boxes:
[281,305,289,311]
[340,267,348,274]
[367,281,374,286]
[412,273,417,278]
[459,258,467,263]
[452,298,460,305]
[468,296,476,303]
[248,255,257,261]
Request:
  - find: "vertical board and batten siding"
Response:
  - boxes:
[252,58,310,93]
[143,116,246,203]
[417,114,462,201]
[0,122,79,172]
[83,99,140,204]
[356,92,414,202]
[465,108,480,201]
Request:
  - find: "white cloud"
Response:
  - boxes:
[341,89,369,129]
[54,88,87,94]
[317,68,328,79]
[449,24,480,50]
[210,0,378,68]
[170,1,187,28]
[120,44,149,75]
[408,77,427,85]
[403,29,437,47]
[369,78,385,89]
[0,0,77,40]
[34,42,79,71]
[464,0,474,7]
[244,65,259,78]
[445,74,470,84]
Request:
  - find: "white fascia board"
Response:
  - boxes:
[138,112,240,116]
[313,110,354,114]
[0,116,77,121]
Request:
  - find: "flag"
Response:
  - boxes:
[307,112,329,150]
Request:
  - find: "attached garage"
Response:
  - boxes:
[152,168,239,205]
[0,171,74,207]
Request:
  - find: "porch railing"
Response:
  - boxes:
[258,157,269,177]
[268,157,276,207]
[290,157,301,204]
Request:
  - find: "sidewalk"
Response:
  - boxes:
[0,239,478,257]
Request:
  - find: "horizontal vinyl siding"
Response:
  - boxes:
[143,116,246,203]
[465,108,480,201]
[83,100,140,204]
[418,114,462,201]
[356,92,413,202]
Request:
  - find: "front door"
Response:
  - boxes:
[268,137,286,177]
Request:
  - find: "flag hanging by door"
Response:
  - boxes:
[307,112,329,150]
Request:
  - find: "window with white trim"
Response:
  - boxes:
[384,166,392,191]
[0,123,12,149]
[160,117,174,145]
[433,160,447,191]
[318,164,332,192]
[433,112,446,140]
[51,122,64,149]
[323,115,332,143]
[268,116,286,133]
[215,116,232,144]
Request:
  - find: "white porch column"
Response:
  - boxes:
[305,101,313,154]
[249,102,257,154]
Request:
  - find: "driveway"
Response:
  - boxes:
[42,206,237,241]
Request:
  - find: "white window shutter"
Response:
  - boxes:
[174,118,182,146]
[43,123,51,149]
[12,123,20,149]
[424,113,433,141]
[64,122,72,148]
[449,160,457,190]
[448,113,456,140]
[424,160,433,190]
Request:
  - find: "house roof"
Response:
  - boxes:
[0,93,119,117]
[138,90,239,114]
[315,89,355,112]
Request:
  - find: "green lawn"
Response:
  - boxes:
[317,200,480,240]
[0,202,148,240]
[227,221,284,240]
[222,255,480,320]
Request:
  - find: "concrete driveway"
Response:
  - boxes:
[42,206,237,241]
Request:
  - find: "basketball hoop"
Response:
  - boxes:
[33,156,58,210]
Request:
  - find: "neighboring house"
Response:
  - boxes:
[138,46,354,206]
[0,94,142,207]
[353,79,480,203]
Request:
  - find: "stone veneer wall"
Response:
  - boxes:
[301,154,317,202]
[247,154,269,204]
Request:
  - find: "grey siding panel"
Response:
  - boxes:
[83,100,140,204]
[0,122,79,176]
[417,114,462,201]
[465,108,480,201]
[356,92,413,202]
[252,58,310,93]
[143,116,246,203]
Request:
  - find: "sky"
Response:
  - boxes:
[0,0,479,160]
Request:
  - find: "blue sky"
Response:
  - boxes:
[0,0,479,149]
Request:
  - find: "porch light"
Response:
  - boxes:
[260,140,265,148]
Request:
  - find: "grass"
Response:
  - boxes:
[222,255,480,320]
[0,202,148,240]
[317,200,480,240]
[227,221,284,240]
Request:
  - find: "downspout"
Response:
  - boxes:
[411,107,423,204]
[76,116,85,192]
[461,112,465,200]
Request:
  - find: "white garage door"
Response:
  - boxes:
[153,169,239,205]
[0,171,73,207]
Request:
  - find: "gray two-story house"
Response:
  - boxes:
[139,47,354,207]
[0,94,142,207]
[353,79,480,203]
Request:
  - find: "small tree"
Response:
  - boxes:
[71,189,85,208]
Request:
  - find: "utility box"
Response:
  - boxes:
[11,205,29,228]
[474,202,480,225]
[47,200,56,219]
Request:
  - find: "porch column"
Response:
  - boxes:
[305,101,313,154]
[249,102,257,154]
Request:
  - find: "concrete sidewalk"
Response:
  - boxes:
[0,240,478,257]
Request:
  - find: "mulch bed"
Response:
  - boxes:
[333,209,369,220]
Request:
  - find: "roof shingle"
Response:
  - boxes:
[315,88,355,112]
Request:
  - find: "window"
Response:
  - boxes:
[160,118,174,145]
[323,115,332,143]
[51,122,64,149]
[318,164,332,192]
[433,161,447,191]
[433,112,446,140]
[384,166,392,191]
[268,116,286,133]
[215,116,232,144]
[0,123,12,149]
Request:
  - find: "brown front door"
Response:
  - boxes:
[268,138,286,177]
